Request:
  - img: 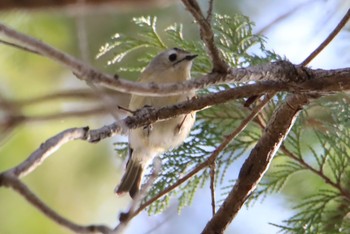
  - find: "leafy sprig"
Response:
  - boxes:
[259,94,350,233]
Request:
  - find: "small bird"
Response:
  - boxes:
[116,48,197,198]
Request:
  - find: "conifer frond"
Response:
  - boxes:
[267,94,350,233]
[273,190,348,234]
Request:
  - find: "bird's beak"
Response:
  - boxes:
[173,54,198,66]
[185,54,198,61]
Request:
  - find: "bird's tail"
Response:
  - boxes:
[115,158,144,198]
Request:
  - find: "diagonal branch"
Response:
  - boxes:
[201,94,310,234]
[257,0,317,35]
[1,125,125,179]
[181,0,229,72]
[7,128,91,178]
[209,161,216,216]
[0,174,112,234]
[301,8,350,66]
[280,145,350,200]
[206,0,214,22]
[0,125,126,233]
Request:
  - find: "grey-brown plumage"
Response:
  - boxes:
[115,48,196,198]
[116,149,143,198]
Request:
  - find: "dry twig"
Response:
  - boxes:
[209,161,216,216]
[301,8,350,66]
[181,0,228,72]
[0,174,112,233]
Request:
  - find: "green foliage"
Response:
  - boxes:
[212,14,280,66]
[249,94,350,233]
[271,190,347,234]
[97,14,279,76]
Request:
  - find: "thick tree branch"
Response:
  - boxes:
[201,94,310,234]
[123,69,350,130]
[3,23,342,97]
[1,65,349,182]
[1,66,349,147]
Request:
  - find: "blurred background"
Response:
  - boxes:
[0,0,349,233]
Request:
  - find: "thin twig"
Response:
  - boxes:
[181,0,228,72]
[0,85,303,184]
[300,8,350,66]
[19,90,127,107]
[12,89,102,106]
[0,174,112,234]
[0,107,113,145]
[86,81,125,121]
[75,0,127,124]
[209,161,216,216]
[0,21,215,96]
[18,107,111,122]
[280,145,350,200]
[257,0,317,35]
[76,0,90,62]
[143,209,177,234]
[0,38,41,55]
[130,94,273,219]
[206,0,214,22]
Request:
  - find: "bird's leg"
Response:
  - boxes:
[174,95,196,135]
[143,124,153,137]
[117,105,135,114]
[175,115,188,135]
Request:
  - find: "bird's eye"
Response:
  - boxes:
[168,53,177,62]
